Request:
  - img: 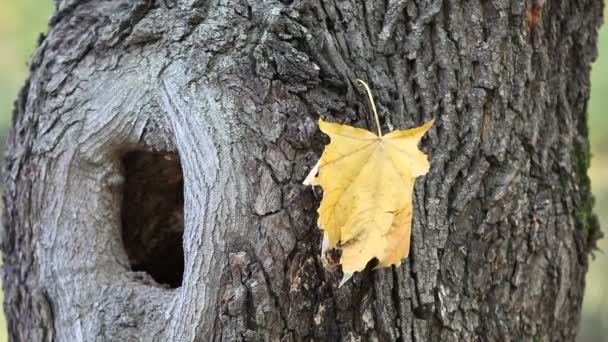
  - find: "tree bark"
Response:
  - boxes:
[2,0,603,341]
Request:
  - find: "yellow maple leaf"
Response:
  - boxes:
[304,80,433,284]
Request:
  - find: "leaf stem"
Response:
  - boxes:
[357,79,382,137]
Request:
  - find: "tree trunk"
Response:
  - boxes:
[2,0,603,341]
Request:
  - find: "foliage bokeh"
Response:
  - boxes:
[0,2,605,341]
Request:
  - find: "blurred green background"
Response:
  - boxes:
[0,2,606,341]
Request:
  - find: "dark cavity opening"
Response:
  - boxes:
[121,149,184,288]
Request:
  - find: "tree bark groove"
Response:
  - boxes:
[2,0,602,341]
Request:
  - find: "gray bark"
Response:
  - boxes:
[2,0,603,341]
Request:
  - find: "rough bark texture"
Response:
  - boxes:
[2,0,603,341]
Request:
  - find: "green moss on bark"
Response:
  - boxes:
[572,141,602,251]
